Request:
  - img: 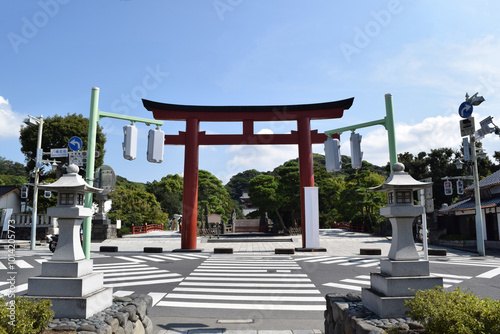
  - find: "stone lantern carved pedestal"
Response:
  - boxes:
[362,163,443,318]
[27,165,112,319]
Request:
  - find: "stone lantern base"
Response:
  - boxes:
[362,259,443,318]
[27,259,113,318]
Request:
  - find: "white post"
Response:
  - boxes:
[419,189,428,261]
[30,116,43,250]
[471,135,486,256]
[304,187,320,248]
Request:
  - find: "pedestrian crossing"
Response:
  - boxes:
[0,253,208,271]
[157,256,325,311]
[295,255,380,267]
[112,253,210,263]
[323,273,474,292]
[94,262,184,288]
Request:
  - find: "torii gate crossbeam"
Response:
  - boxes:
[143,98,354,250]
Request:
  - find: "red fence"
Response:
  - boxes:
[132,224,164,234]
[333,222,366,232]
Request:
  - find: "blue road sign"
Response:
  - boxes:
[69,136,83,151]
[459,101,473,118]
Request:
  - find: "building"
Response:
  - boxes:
[0,185,21,213]
[438,169,500,247]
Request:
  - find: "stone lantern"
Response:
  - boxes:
[362,162,443,318]
[27,164,112,318]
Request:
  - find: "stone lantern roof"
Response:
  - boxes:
[38,164,102,194]
[371,162,432,192]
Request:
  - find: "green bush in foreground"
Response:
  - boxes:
[405,287,500,334]
[0,296,54,334]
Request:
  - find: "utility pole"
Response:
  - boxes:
[82,87,164,259]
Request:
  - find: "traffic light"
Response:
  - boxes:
[21,186,28,199]
[350,132,363,169]
[147,128,165,163]
[324,137,342,172]
[123,124,138,160]
[457,179,464,195]
[444,180,453,195]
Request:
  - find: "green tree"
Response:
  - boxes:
[225,169,261,202]
[248,174,289,233]
[19,113,106,178]
[107,186,168,228]
[336,162,386,231]
[198,170,234,227]
[0,175,27,188]
[314,162,346,228]
[0,157,28,188]
[0,157,26,176]
[274,161,301,227]
[146,174,183,217]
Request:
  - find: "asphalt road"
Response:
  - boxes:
[2,249,500,332]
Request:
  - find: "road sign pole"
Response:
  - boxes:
[83,87,100,259]
[471,135,486,256]
[30,116,44,250]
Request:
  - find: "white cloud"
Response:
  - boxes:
[318,114,465,167]
[0,97,24,138]
[371,36,500,95]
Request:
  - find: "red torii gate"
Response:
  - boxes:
[142,98,354,250]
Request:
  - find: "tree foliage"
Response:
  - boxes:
[225,169,261,202]
[19,114,106,178]
[0,157,28,188]
[248,174,288,232]
[107,185,168,228]
[146,174,183,217]
[198,170,234,226]
[335,162,387,231]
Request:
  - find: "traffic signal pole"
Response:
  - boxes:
[325,94,398,172]
[82,87,164,259]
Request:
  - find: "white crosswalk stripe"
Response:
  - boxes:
[93,262,183,288]
[323,273,474,292]
[157,256,325,311]
[112,253,210,263]
[295,255,381,267]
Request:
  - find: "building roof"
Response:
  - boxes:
[439,195,500,214]
[465,168,500,193]
[440,168,500,214]
[0,185,18,197]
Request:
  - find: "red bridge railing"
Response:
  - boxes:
[132,224,164,234]
[333,222,366,232]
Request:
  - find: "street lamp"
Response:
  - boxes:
[23,115,44,250]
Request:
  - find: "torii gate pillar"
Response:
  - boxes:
[298,117,314,247]
[182,118,199,249]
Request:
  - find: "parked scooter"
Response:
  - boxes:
[47,234,58,253]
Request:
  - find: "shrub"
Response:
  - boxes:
[0,296,54,334]
[405,287,500,334]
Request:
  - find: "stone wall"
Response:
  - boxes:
[324,293,424,334]
[46,294,154,334]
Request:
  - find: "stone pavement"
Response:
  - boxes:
[88,228,473,258]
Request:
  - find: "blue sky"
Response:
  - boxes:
[2,0,500,184]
